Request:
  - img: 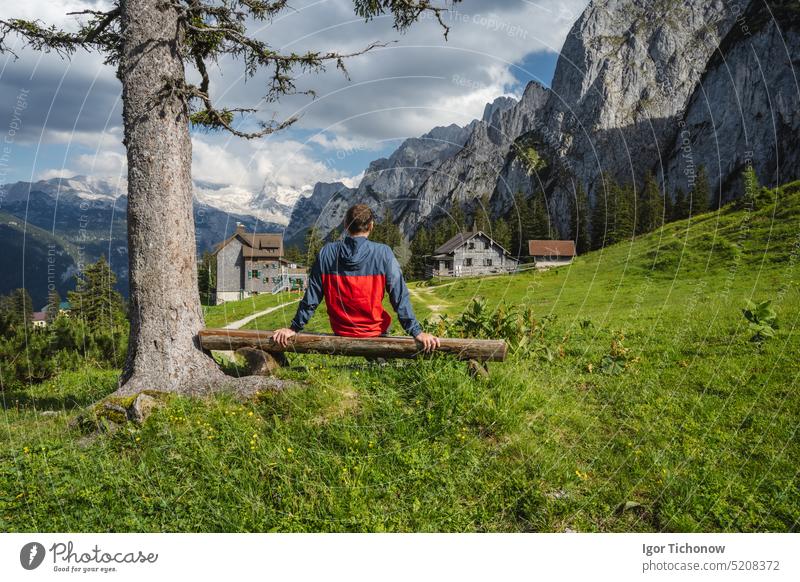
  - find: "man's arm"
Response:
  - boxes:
[385,251,439,352]
[386,253,422,337]
[290,256,323,331]
[274,256,323,347]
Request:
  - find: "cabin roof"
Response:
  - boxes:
[213,225,284,258]
[527,239,576,257]
[433,230,512,257]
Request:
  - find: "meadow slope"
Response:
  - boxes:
[1,183,798,532]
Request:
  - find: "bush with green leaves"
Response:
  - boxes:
[742,299,778,342]
[427,297,557,360]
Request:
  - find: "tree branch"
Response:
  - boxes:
[0,6,122,61]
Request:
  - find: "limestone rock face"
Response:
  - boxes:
[493,0,742,225]
[286,0,800,241]
[662,4,800,203]
[397,83,549,234]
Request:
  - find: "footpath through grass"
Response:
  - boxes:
[1,183,799,531]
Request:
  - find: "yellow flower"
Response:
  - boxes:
[135,437,141,442]
[22,447,29,454]
[287,447,293,454]
[252,433,258,439]
[248,411,254,417]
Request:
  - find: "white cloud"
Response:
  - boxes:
[307,132,379,153]
[73,150,127,177]
[37,168,75,181]
[5,0,591,212]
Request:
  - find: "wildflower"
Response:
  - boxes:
[252,433,258,439]
[248,411,254,417]
[368,441,374,448]
[135,437,141,442]
[287,447,293,454]
[250,440,256,447]
[22,447,29,454]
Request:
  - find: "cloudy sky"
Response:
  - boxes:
[0,0,588,214]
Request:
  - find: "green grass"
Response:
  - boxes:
[1,182,799,532]
[203,291,300,328]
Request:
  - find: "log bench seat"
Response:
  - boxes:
[198,328,507,377]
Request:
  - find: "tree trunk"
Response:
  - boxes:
[116,0,224,396]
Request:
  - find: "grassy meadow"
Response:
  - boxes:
[1,182,798,532]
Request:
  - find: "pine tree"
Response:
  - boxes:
[197,251,216,305]
[68,256,125,331]
[46,289,62,324]
[509,192,530,257]
[370,208,402,253]
[574,183,591,254]
[283,245,303,265]
[408,227,431,280]
[741,165,760,210]
[0,288,34,332]
[637,171,662,235]
[609,182,636,244]
[663,186,675,224]
[304,228,325,264]
[562,187,576,242]
[673,187,689,220]
[449,203,466,237]
[528,192,550,240]
[491,217,512,252]
[328,227,341,242]
[590,184,609,250]
[474,193,492,232]
[691,165,711,215]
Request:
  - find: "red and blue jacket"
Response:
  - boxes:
[289,235,422,338]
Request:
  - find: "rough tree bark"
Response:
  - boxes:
[116,0,228,396]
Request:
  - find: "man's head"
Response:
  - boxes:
[344,204,375,236]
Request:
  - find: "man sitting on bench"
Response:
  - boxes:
[273,204,440,352]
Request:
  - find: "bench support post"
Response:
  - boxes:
[236,347,288,376]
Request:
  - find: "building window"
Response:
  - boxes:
[484,258,493,266]
[463,258,473,267]
[467,242,475,250]
[484,241,490,250]
[249,269,260,279]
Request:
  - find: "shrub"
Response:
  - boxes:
[742,299,778,342]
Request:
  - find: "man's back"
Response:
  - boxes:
[317,235,395,337]
[289,234,422,338]
[273,203,438,352]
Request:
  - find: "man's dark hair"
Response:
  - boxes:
[344,204,375,234]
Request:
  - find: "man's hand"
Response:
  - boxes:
[273,328,297,348]
[414,332,440,353]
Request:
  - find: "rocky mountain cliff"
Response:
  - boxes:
[283,181,356,247]
[285,0,799,244]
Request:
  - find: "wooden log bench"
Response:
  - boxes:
[198,328,507,378]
